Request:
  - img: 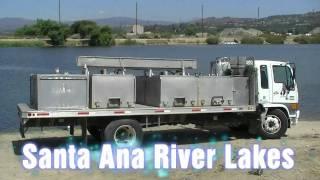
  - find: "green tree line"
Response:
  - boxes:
[15,19,114,46]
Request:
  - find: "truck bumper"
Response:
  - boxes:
[289,110,300,126]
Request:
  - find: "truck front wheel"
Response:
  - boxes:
[258,109,288,139]
[103,119,143,147]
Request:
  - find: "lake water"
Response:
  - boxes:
[0,45,319,131]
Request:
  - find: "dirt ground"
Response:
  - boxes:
[0,120,319,180]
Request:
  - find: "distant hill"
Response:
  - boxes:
[196,11,320,34]
[197,11,320,26]
[1,11,319,35]
[92,17,173,26]
[0,18,34,34]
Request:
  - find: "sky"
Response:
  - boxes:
[1,0,320,22]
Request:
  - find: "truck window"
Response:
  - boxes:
[260,65,269,89]
[273,65,293,87]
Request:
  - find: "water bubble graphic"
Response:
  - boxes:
[157,169,169,178]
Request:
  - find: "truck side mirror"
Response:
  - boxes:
[285,79,295,91]
[281,83,288,95]
[292,67,296,80]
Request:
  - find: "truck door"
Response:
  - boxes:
[271,65,297,103]
[258,65,272,103]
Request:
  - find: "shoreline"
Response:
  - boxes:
[2,37,320,47]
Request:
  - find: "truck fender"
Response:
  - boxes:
[259,103,291,127]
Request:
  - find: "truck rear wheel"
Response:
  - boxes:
[103,119,143,147]
[258,109,288,139]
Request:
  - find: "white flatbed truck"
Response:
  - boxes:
[17,56,300,146]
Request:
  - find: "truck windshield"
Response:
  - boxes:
[273,65,294,89]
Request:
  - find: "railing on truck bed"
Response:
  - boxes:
[77,56,198,70]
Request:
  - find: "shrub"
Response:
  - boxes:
[159,33,172,39]
[241,37,264,44]
[48,30,65,46]
[138,34,153,39]
[309,34,320,44]
[206,36,220,45]
[185,26,197,36]
[293,36,310,44]
[293,35,320,44]
[263,34,286,44]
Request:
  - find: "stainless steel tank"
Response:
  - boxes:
[233,77,249,105]
[141,75,198,107]
[30,74,88,110]
[90,74,135,108]
[198,76,234,106]
[136,76,146,105]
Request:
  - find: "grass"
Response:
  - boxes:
[0,39,47,47]
[146,39,168,45]
[117,39,144,46]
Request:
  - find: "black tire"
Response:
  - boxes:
[87,126,103,141]
[103,119,143,147]
[258,109,288,139]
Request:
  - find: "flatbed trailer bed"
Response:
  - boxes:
[18,103,256,119]
[17,103,257,141]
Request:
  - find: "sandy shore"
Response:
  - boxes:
[0,120,319,180]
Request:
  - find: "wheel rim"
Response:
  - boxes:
[114,125,137,146]
[262,115,281,134]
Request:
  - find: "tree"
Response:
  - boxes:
[70,20,98,38]
[185,26,197,36]
[15,19,70,46]
[34,19,61,36]
[88,29,100,46]
[89,26,114,46]
[100,25,112,34]
[15,25,39,36]
[48,30,65,46]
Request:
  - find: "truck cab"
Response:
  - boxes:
[255,60,299,137]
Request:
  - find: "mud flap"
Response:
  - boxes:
[248,119,260,135]
[19,119,25,138]
[69,120,75,136]
[80,119,88,145]
[248,108,268,135]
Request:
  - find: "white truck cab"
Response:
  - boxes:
[255,60,299,137]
